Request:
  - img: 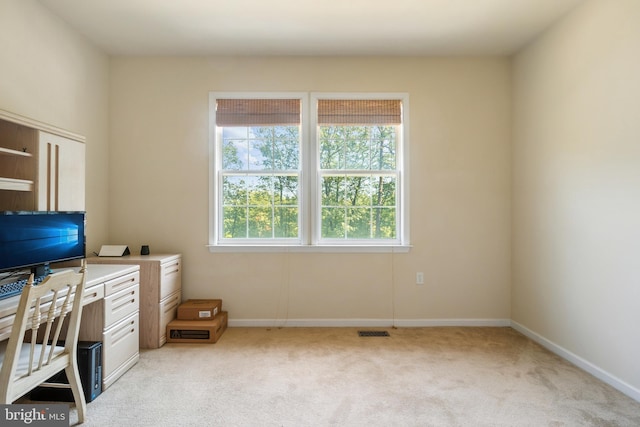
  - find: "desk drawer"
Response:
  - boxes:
[103,312,139,380]
[104,271,139,297]
[159,290,181,346]
[83,284,104,306]
[104,284,139,328]
[160,258,181,300]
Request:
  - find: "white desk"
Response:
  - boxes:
[0,264,141,390]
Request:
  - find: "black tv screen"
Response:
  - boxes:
[0,211,86,273]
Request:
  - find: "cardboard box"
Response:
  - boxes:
[177,299,222,320]
[166,311,228,344]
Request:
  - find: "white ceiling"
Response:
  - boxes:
[37,0,585,56]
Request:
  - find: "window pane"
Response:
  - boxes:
[248,127,273,170]
[248,207,272,238]
[321,176,346,206]
[322,207,346,238]
[223,125,301,173]
[273,136,300,170]
[241,126,300,171]
[222,176,246,205]
[370,126,396,170]
[319,127,345,169]
[273,176,298,205]
[371,176,396,207]
[248,138,270,170]
[320,125,397,172]
[247,127,262,139]
[347,207,371,238]
[320,174,397,239]
[247,176,271,206]
[223,206,247,238]
[222,174,299,239]
[372,208,396,238]
[345,176,372,206]
[222,138,247,170]
[274,207,298,238]
[273,125,299,140]
[344,128,371,170]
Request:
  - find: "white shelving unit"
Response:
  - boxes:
[0,109,85,211]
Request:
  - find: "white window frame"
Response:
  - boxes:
[208,91,410,253]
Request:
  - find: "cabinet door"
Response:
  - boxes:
[103,312,139,389]
[37,131,85,211]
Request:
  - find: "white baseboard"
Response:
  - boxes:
[229,319,392,328]
[511,321,640,403]
[394,318,511,327]
[228,318,511,328]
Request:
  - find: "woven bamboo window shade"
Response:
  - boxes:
[317,99,402,125]
[216,99,300,126]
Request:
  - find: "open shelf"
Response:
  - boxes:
[0,146,33,158]
[0,177,34,192]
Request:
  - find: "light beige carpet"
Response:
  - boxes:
[65,327,639,426]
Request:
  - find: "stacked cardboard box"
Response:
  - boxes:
[166,299,228,344]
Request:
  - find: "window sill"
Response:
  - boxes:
[206,244,411,254]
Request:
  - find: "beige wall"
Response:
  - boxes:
[0,0,110,249]
[512,0,640,397]
[109,56,512,324]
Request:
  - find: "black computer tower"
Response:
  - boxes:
[31,341,102,403]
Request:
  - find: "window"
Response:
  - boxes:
[209,92,409,252]
[215,97,303,241]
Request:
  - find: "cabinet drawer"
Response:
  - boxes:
[160,258,181,300]
[103,271,139,296]
[159,291,181,346]
[104,284,139,328]
[83,284,104,306]
[103,312,139,380]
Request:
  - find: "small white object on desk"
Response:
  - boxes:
[98,245,130,257]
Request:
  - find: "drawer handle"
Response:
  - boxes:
[164,262,180,273]
[112,277,136,290]
[112,298,136,312]
[163,305,179,315]
[111,321,136,344]
[112,291,137,308]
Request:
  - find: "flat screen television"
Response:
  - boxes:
[0,211,86,276]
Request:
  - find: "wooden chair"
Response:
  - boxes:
[0,262,87,423]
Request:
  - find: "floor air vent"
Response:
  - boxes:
[358,331,390,337]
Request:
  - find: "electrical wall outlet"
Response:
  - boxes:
[416,272,425,285]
